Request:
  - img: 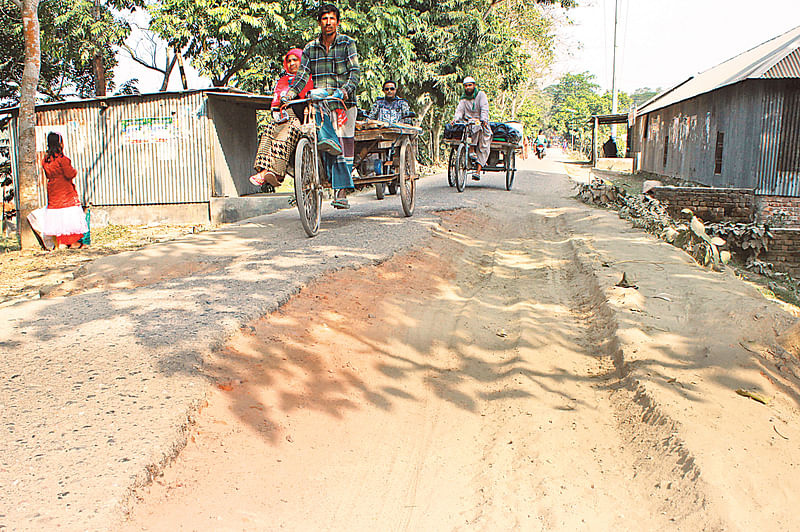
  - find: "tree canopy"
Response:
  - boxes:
[0,0,139,106]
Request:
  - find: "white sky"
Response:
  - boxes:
[555,0,800,93]
[113,10,207,93]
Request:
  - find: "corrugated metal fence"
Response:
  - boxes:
[33,91,212,206]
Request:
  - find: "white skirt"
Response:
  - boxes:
[42,205,89,236]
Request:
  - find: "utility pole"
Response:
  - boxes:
[611,0,619,139]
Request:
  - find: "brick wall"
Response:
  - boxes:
[756,196,800,228]
[760,228,800,278]
[650,187,755,223]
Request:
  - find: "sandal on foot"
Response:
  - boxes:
[249,171,267,187]
[331,198,350,209]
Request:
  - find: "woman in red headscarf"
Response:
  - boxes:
[41,132,88,249]
[250,48,313,188]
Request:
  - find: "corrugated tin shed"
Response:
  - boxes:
[639,25,800,115]
[0,88,275,225]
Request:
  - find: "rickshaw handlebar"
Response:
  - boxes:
[281,96,345,107]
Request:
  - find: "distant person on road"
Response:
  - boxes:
[368,80,412,124]
[603,135,619,158]
[451,76,491,181]
[40,132,88,249]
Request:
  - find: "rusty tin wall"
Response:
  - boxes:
[632,81,764,189]
[32,91,211,206]
[756,80,800,196]
[632,80,800,196]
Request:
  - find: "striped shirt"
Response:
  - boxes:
[285,33,360,109]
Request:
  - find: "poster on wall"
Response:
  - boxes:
[121,117,175,145]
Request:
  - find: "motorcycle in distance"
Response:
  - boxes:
[535,142,546,159]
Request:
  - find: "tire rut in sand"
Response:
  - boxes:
[558,212,727,530]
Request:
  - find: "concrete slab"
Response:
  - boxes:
[595,157,633,173]
[210,194,293,224]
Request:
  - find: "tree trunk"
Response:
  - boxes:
[431,119,442,165]
[17,0,42,249]
[159,51,177,91]
[92,0,105,97]
[176,51,188,90]
[93,53,106,96]
[417,99,433,125]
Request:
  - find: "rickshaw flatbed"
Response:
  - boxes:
[289,102,421,237]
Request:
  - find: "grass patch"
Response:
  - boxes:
[1,233,20,252]
[91,224,134,246]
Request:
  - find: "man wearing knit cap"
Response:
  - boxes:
[452,76,491,180]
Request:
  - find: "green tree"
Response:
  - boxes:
[630,86,661,107]
[0,0,140,104]
[148,0,299,87]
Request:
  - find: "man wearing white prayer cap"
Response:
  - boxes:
[452,76,491,180]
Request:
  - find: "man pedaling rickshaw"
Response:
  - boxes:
[280,3,360,210]
[451,76,491,181]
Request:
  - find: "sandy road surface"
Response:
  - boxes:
[5,152,800,530]
[121,154,800,531]
[122,211,685,531]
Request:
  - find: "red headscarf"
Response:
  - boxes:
[283,48,303,73]
[272,48,313,110]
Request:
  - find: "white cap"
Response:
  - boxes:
[463,76,476,85]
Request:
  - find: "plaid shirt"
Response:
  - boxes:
[285,33,360,109]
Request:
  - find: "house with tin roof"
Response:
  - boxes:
[631,25,800,198]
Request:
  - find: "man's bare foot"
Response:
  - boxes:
[264,172,282,187]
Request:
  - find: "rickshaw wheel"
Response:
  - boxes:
[399,139,416,217]
[375,183,385,200]
[455,144,468,192]
[447,148,457,187]
[294,138,321,237]
[505,150,516,191]
[387,182,398,195]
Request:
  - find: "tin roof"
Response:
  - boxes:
[638,24,800,115]
[0,87,274,115]
[590,113,628,125]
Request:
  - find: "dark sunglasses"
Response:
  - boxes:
[383,86,396,91]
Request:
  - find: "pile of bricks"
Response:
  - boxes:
[649,187,755,223]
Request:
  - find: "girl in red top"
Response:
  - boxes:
[41,132,88,249]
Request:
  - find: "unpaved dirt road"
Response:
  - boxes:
[119,154,800,531]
